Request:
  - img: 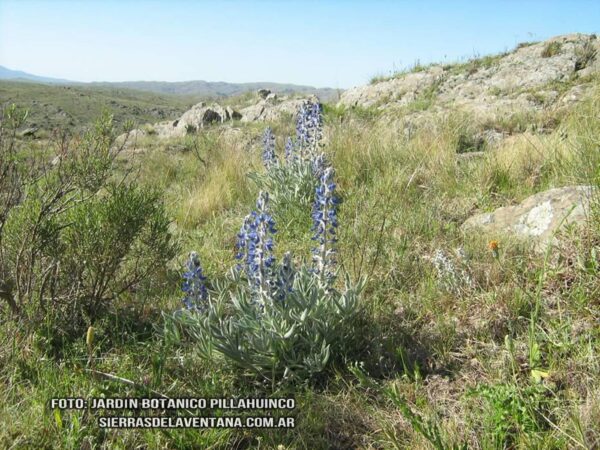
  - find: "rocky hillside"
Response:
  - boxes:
[130,34,599,144]
[119,34,600,252]
[339,34,599,121]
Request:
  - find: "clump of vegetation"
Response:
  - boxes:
[516,41,538,49]
[174,102,365,385]
[443,52,506,77]
[184,123,197,135]
[541,41,563,58]
[455,129,485,153]
[0,106,177,353]
[575,38,598,71]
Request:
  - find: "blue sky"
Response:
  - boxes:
[1,1,599,89]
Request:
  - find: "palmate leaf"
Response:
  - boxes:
[178,266,363,384]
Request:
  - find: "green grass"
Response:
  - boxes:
[1,78,600,449]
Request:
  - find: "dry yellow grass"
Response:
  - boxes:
[172,133,257,228]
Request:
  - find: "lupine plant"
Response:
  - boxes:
[296,100,323,159]
[284,137,295,163]
[249,99,325,211]
[176,101,364,385]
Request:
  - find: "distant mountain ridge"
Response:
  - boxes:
[0,65,339,101]
[0,65,72,84]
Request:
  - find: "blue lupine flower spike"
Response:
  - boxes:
[311,166,339,286]
[262,127,277,169]
[182,251,208,312]
[243,191,277,307]
[295,100,323,159]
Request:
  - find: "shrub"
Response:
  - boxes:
[0,105,28,239]
[185,123,197,135]
[456,130,485,154]
[430,248,474,295]
[0,107,177,350]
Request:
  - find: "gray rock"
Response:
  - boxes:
[176,102,228,131]
[462,185,593,247]
[19,127,38,137]
[240,96,317,122]
[265,93,279,104]
[257,89,271,99]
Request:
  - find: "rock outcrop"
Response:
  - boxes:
[339,34,599,119]
[462,185,593,247]
[239,96,316,122]
[174,102,241,132]
[126,94,317,140]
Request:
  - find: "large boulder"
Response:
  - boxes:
[462,186,593,247]
[239,96,316,122]
[121,95,316,140]
[175,102,232,132]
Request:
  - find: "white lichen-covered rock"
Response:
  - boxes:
[462,186,593,247]
[239,96,316,122]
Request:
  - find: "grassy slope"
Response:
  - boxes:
[0,80,199,133]
[1,76,599,448]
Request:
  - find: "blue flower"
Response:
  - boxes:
[284,137,296,163]
[182,251,208,312]
[296,100,322,158]
[262,127,277,169]
[238,191,277,305]
[311,166,339,285]
[311,152,327,178]
[235,213,256,272]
